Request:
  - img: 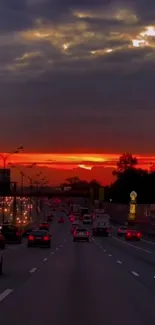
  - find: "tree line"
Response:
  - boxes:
[61,153,155,204]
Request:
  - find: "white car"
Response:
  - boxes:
[117,226,127,236]
[83,214,92,224]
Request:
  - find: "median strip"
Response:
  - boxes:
[0,289,13,302]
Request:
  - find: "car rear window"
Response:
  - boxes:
[32,230,47,236]
[2,225,18,232]
[76,228,87,232]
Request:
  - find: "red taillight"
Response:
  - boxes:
[86,232,89,236]
[0,234,4,240]
[16,232,20,236]
[107,228,110,232]
[73,230,76,236]
[137,232,141,237]
[43,236,49,241]
[28,235,34,240]
[127,232,131,236]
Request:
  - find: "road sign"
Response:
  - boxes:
[130,191,137,201]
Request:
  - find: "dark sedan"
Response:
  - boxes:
[27,230,51,248]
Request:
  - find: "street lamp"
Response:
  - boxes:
[9,162,36,222]
[0,146,23,169]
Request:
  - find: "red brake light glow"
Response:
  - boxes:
[16,232,20,236]
[127,232,131,236]
[137,232,141,237]
[28,235,34,240]
[43,236,49,241]
[86,232,89,236]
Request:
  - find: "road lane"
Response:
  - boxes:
[93,235,155,293]
[0,234,155,324]
[0,215,69,294]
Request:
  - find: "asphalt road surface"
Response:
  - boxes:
[1,214,155,324]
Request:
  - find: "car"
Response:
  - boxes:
[73,228,90,242]
[92,222,110,237]
[46,214,54,222]
[1,224,22,244]
[0,250,4,275]
[58,217,64,223]
[69,215,75,222]
[71,221,80,234]
[0,232,6,249]
[27,230,51,247]
[39,222,49,230]
[83,214,92,224]
[117,226,127,236]
[125,229,142,241]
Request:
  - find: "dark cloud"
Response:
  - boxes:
[0,0,155,152]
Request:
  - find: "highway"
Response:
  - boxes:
[0,209,155,323]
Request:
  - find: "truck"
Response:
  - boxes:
[92,213,110,237]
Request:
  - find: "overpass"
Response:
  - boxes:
[6,189,91,198]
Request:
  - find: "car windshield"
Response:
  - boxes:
[32,231,47,236]
[76,229,87,232]
[120,226,127,229]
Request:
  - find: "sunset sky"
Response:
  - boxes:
[0,1,155,184]
[0,153,154,186]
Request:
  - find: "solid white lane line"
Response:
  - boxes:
[43,258,48,262]
[131,271,139,277]
[0,289,13,302]
[117,260,122,264]
[112,236,152,254]
[142,239,155,246]
[29,268,37,273]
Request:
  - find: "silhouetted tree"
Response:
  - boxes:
[113,153,137,176]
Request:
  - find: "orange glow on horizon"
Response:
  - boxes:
[0,153,154,185]
[0,152,154,170]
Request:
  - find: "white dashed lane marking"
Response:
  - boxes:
[131,271,139,277]
[109,254,112,257]
[51,252,55,255]
[0,289,13,302]
[43,258,48,262]
[117,260,122,264]
[29,268,37,273]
